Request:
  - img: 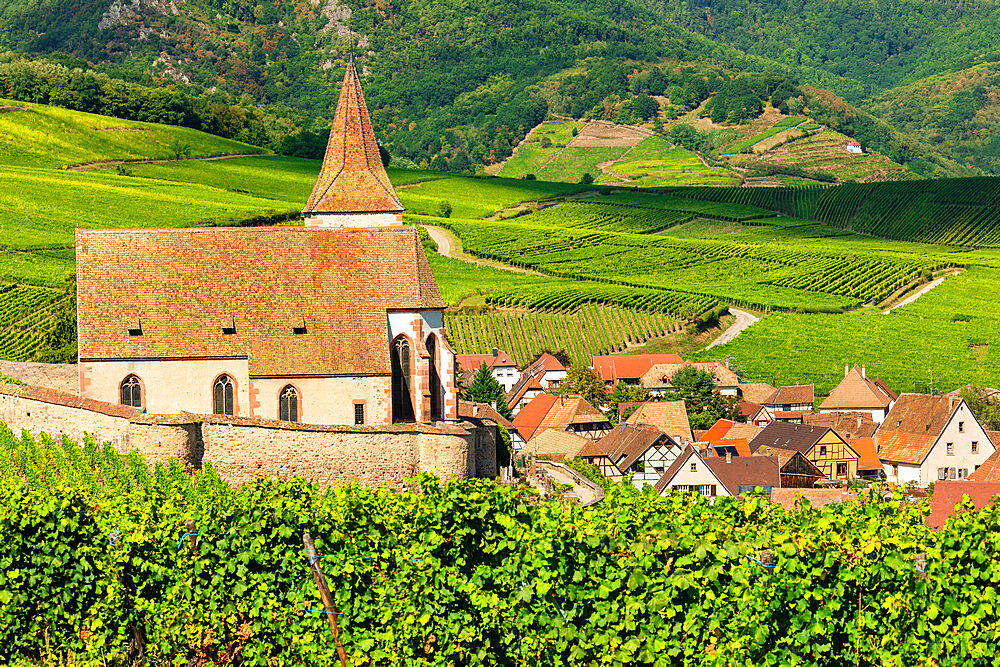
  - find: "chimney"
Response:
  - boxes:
[492,347,498,357]
[845,363,849,378]
[726,451,732,463]
[862,365,866,378]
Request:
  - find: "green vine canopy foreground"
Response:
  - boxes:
[0,424,997,666]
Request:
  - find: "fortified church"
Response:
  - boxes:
[75,63,459,428]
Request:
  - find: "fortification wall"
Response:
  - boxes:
[0,383,491,489]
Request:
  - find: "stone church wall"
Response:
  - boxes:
[0,383,491,489]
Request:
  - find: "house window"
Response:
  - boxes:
[946,442,954,455]
[959,421,965,433]
[699,484,716,496]
[958,468,968,479]
[949,468,957,479]
[819,445,827,456]
[354,403,365,426]
[426,334,443,421]
[972,441,979,454]
[631,460,645,473]
[893,464,898,477]
[837,462,848,477]
[214,375,235,416]
[120,375,142,409]
[279,385,299,422]
[938,468,947,481]
[690,462,697,472]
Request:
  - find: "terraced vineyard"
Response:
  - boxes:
[740,129,913,182]
[446,305,682,366]
[0,284,64,360]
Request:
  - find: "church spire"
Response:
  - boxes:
[303,62,404,227]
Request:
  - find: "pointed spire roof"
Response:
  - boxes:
[303,62,403,214]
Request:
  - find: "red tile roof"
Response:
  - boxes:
[528,428,592,461]
[592,354,683,383]
[769,488,858,511]
[303,62,403,214]
[597,424,675,472]
[765,384,815,407]
[701,419,735,442]
[628,400,693,443]
[820,366,896,410]
[739,382,777,404]
[457,400,514,429]
[876,394,963,465]
[850,437,882,471]
[926,481,1000,528]
[804,412,877,440]
[456,351,518,372]
[655,446,779,495]
[967,449,1000,481]
[76,226,443,376]
[513,393,609,442]
[640,360,740,389]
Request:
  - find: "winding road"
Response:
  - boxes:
[706,308,760,349]
[423,225,544,276]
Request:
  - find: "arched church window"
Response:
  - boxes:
[279,385,299,422]
[120,375,142,409]
[426,334,443,421]
[214,375,235,416]
[391,337,415,423]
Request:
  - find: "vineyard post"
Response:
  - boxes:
[185,519,198,558]
[303,532,348,667]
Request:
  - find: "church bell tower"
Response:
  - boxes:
[302,62,404,228]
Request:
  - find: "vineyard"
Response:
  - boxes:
[446,305,684,367]
[2,425,1000,665]
[0,284,64,360]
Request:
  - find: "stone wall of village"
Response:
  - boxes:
[0,383,496,488]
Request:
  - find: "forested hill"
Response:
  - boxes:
[0,0,995,175]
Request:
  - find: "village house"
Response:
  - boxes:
[804,411,878,440]
[592,353,684,387]
[594,423,681,489]
[654,445,780,498]
[506,352,568,415]
[524,428,592,462]
[75,62,459,428]
[761,384,815,423]
[819,365,897,423]
[628,400,694,444]
[639,360,740,397]
[456,349,520,392]
[876,394,995,486]
[849,437,884,480]
[751,445,827,488]
[845,139,863,154]
[513,393,612,452]
[749,422,860,480]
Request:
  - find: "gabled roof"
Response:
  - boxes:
[701,438,751,457]
[513,393,609,442]
[765,384,814,406]
[505,375,544,410]
[849,438,882,471]
[628,401,693,443]
[457,400,514,429]
[749,421,851,456]
[701,419,735,442]
[804,412,877,440]
[726,422,764,442]
[506,353,566,408]
[456,350,518,372]
[528,428,591,461]
[926,481,1000,528]
[819,366,896,410]
[656,446,779,495]
[303,62,404,214]
[640,360,740,389]
[876,394,965,465]
[598,424,675,472]
[968,449,1000,481]
[753,445,824,477]
[76,227,443,376]
[739,382,777,404]
[529,352,568,374]
[592,354,683,383]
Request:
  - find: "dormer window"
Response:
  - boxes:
[128,317,142,337]
[221,317,236,335]
[293,316,307,335]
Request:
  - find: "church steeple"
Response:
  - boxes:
[303,62,404,227]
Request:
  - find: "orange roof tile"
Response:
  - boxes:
[876,393,963,464]
[628,400,693,443]
[804,412,877,440]
[769,488,857,511]
[304,62,403,214]
[592,354,683,383]
[739,382,777,404]
[850,437,882,471]
[701,419,735,442]
[766,384,814,406]
[513,393,609,442]
[926,481,1000,528]
[76,226,443,376]
[456,350,518,372]
[512,393,558,442]
[598,424,675,471]
[820,366,896,410]
[968,450,1000,481]
[640,360,740,389]
[528,428,592,461]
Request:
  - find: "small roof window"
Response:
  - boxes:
[221,316,236,335]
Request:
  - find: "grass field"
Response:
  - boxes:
[0,98,262,168]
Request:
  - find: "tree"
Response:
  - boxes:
[663,366,737,430]
[559,366,607,410]
[959,385,1000,430]
[579,172,594,184]
[464,363,512,420]
[607,381,651,423]
[632,94,659,120]
[438,200,453,218]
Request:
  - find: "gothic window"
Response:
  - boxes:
[279,385,299,422]
[426,334,443,421]
[214,375,235,416]
[120,375,142,409]
[391,337,415,423]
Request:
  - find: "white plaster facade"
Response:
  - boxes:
[820,406,891,424]
[661,454,730,497]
